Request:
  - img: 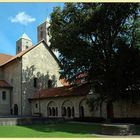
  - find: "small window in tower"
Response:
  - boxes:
[40,26,43,30]
[17,46,20,52]
[26,42,28,49]
[48,79,52,88]
[2,91,6,100]
[40,31,43,39]
[33,78,38,88]
[35,103,38,108]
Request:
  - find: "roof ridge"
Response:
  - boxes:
[0,40,60,67]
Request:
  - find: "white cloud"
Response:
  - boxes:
[9,12,36,26]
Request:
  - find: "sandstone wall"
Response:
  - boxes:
[22,42,62,115]
[113,100,140,118]
[0,88,11,115]
[0,68,4,80]
[3,60,22,115]
[31,96,93,118]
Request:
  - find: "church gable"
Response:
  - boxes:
[21,41,62,115]
[22,40,60,78]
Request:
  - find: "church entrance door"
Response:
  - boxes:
[107,102,114,119]
[14,104,18,115]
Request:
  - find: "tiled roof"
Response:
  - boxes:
[0,53,13,65]
[31,83,90,100]
[59,78,70,86]
[0,80,12,88]
[0,46,34,66]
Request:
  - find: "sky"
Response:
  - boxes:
[0,3,64,55]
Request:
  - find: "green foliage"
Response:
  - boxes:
[50,3,140,102]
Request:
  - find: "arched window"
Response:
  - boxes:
[33,78,37,88]
[2,91,6,100]
[17,46,20,52]
[72,107,75,117]
[52,107,55,116]
[64,107,66,116]
[107,102,114,119]
[40,27,43,39]
[48,107,51,116]
[67,107,71,118]
[48,79,52,88]
[56,107,58,116]
[80,106,84,117]
[47,101,57,117]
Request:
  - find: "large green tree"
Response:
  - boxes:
[50,3,140,104]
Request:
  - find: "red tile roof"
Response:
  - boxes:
[0,80,12,88]
[0,46,34,66]
[0,53,13,65]
[31,83,90,100]
[59,78,70,86]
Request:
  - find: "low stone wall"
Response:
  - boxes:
[0,117,139,136]
[0,117,47,125]
[0,117,65,126]
[101,124,135,136]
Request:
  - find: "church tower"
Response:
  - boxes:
[16,33,33,54]
[37,19,59,57]
[37,19,50,46]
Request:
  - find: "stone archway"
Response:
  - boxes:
[47,101,57,117]
[107,102,114,119]
[61,100,74,118]
[79,99,90,118]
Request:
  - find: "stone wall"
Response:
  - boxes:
[0,68,4,80]
[3,59,22,115]
[31,93,140,119]
[31,96,93,118]
[22,42,62,115]
[0,88,11,115]
[113,100,140,118]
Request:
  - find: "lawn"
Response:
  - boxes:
[0,122,100,137]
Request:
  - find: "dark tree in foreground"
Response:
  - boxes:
[50,3,140,105]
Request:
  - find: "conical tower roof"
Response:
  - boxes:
[19,33,32,41]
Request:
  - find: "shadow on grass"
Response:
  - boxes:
[22,122,101,136]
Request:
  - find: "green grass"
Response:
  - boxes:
[0,122,101,138]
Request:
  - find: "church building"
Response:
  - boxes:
[0,19,140,120]
[0,20,94,118]
[0,20,62,116]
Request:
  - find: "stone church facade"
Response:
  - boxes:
[0,19,139,119]
[0,20,62,116]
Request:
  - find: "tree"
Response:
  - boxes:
[49,3,140,105]
[132,14,140,48]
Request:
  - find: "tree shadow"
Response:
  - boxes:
[20,121,101,136]
[11,65,57,116]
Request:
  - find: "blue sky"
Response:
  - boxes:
[0,3,64,55]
